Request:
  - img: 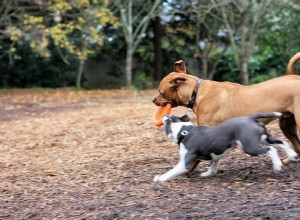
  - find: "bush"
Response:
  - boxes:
[214,53,241,83]
[0,43,78,88]
[213,51,292,84]
[133,72,152,90]
[250,69,277,84]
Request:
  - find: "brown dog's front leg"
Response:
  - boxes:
[186,160,200,175]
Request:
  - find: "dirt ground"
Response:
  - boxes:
[0,89,300,219]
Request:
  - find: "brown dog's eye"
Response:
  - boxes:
[159,90,164,97]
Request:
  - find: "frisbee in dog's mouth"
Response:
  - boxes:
[153,103,172,126]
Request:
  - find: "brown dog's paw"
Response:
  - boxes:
[282,155,300,165]
[281,157,299,165]
[281,158,291,165]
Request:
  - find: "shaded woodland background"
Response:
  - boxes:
[1,0,300,89]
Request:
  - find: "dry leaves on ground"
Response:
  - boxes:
[0,89,300,219]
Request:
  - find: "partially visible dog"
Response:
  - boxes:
[154,112,298,182]
[152,52,300,164]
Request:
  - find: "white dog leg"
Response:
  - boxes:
[267,146,283,172]
[276,141,298,161]
[200,160,219,177]
[153,161,188,182]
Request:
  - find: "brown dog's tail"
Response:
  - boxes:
[250,112,282,120]
[287,52,300,75]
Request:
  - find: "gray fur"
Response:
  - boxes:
[154,112,297,182]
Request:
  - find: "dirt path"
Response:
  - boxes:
[0,89,300,219]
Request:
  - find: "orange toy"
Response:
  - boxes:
[153,103,172,126]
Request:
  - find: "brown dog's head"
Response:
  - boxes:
[152,60,199,108]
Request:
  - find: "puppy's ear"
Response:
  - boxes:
[162,115,171,123]
[180,114,191,122]
[163,118,172,138]
[170,76,187,88]
[174,60,187,73]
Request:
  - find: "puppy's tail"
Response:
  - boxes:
[286,52,300,75]
[250,112,282,120]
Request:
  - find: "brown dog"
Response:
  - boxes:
[153,52,300,165]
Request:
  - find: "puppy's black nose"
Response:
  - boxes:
[152,97,156,103]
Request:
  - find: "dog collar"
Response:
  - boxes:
[188,79,202,109]
[177,125,193,145]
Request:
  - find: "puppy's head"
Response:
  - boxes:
[163,114,192,141]
[152,60,199,107]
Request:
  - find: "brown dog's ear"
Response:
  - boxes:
[170,76,187,87]
[173,60,187,73]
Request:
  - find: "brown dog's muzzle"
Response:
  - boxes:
[152,96,158,104]
[152,94,170,107]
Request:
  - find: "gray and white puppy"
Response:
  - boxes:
[154,112,298,182]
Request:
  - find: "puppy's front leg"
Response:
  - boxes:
[267,146,283,172]
[153,161,188,182]
[276,141,298,162]
[154,144,192,182]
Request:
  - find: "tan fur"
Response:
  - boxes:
[287,52,300,75]
[153,53,300,164]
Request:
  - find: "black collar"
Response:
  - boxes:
[188,79,202,109]
[177,125,193,145]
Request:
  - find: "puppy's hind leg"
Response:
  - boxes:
[243,143,282,172]
[263,133,299,162]
[200,160,220,177]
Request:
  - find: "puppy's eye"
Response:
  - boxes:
[159,90,164,97]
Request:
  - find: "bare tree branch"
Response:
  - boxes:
[112,0,161,86]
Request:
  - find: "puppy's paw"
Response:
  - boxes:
[153,175,161,182]
[289,153,299,162]
[200,171,214,177]
[273,164,283,173]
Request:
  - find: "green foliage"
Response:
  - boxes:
[249,52,291,77]
[214,52,241,83]
[133,73,152,90]
[84,73,123,89]
[0,0,299,89]
[213,49,294,84]
[250,70,277,84]
[0,44,78,88]
[4,0,118,61]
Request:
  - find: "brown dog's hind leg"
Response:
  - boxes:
[279,113,300,164]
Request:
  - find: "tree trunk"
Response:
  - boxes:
[76,59,85,88]
[240,61,249,85]
[152,16,162,82]
[201,56,208,79]
[125,48,133,87]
